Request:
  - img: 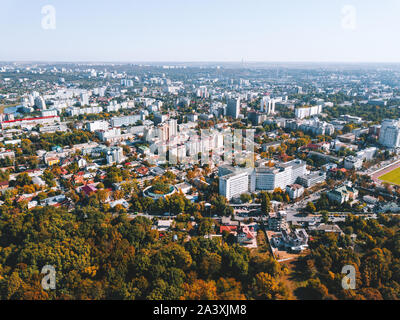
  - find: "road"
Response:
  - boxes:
[284,189,326,223]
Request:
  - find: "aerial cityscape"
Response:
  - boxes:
[0,1,399,305]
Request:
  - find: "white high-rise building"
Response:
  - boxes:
[218,160,307,200]
[111,115,142,127]
[295,105,322,119]
[41,109,58,117]
[28,95,35,106]
[97,128,121,142]
[34,96,47,110]
[106,147,124,164]
[379,119,400,148]
[260,96,275,115]
[168,119,178,139]
[219,171,250,200]
[121,79,134,87]
[99,87,107,97]
[226,98,240,119]
[80,93,89,106]
[87,121,109,132]
[66,106,103,116]
[254,160,307,191]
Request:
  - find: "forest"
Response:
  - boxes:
[0,205,290,300]
[296,214,400,300]
[1,201,399,300]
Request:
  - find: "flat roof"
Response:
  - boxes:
[2,116,59,124]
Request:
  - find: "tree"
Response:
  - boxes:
[240,193,252,204]
[210,195,231,217]
[249,252,281,278]
[216,278,246,300]
[15,173,32,187]
[358,288,383,300]
[305,202,316,214]
[97,189,110,203]
[304,279,330,300]
[199,252,221,279]
[260,192,271,215]
[251,272,288,300]
[181,279,218,300]
[197,218,214,236]
[167,193,186,215]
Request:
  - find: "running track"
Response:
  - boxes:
[371,159,400,184]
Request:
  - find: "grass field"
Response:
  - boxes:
[379,167,400,185]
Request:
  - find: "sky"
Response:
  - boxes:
[1,0,400,63]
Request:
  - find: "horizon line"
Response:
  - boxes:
[2,60,400,65]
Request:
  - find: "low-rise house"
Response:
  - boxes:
[344,155,363,170]
[286,184,304,200]
[297,172,326,188]
[136,166,149,176]
[175,182,192,194]
[0,181,9,190]
[32,176,46,187]
[86,163,98,171]
[329,168,347,175]
[281,228,309,252]
[28,201,38,209]
[156,219,173,232]
[0,149,15,160]
[327,185,358,204]
[322,163,337,171]
[150,166,165,176]
[237,225,256,245]
[45,157,60,166]
[378,202,400,213]
[80,185,97,196]
[78,158,87,168]
[73,172,85,185]
[299,142,330,152]
[16,193,35,203]
[41,194,66,207]
[109,199,130,209]
[363,195,379,205]
[268,211,289,231]
[220,225,238,234]
[83,172,96,180]
[262,140,283,152]
[310,223,344,235]
[60,158,73,167]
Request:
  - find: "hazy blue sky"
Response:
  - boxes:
[1,0,400,62]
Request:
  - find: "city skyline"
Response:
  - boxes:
[0,51,399,302]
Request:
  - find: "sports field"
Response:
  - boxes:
[378,166,400,185]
